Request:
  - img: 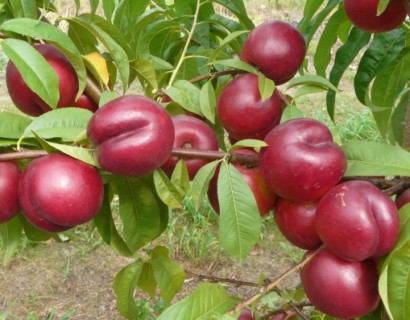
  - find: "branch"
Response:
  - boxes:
[84,75,103,105]
[0,150,48,161]
[189,69,247,84]
[227,247,321,316]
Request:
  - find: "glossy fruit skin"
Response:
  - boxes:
[259,118,346,202]
[87,95,175,176]
[275,198,322,250]
[208,149,276,216]
[6,44,79,117]
[161,115,219,180]
[395,188,410,209]
[0,162,21,223]
[241,20,306,85]
[316,180,399,261]
[73,93,99,112]
[238,308,255,320]
[20,154,104,227]
[301,248,380,318]
[344,0,407,33]
[217,73,283,140]
[19,166,71,232]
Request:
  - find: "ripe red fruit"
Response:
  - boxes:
[259,118,346,202]
[208,149,276,216]
[19,154,104,228]
[73,93,99,112]
[275,198,322,250]
[271,311,297,320]
[241,20,306,85]
[19,166,71,232]
[344,0,407,33]
[87,95,175,176]
[315,180,399,261]
[6,44,79,117]
[161,115,219,180]
[217,73,283,140]
[301,248,380,318]
[395,188,410,209]
[0,162,21,223]
[238,308,255,320]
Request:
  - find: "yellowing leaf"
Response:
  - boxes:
[83,52,109,85]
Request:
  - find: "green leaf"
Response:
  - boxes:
[114,175,168,252]
[102,0,116,21]
[0,18,88,97]
[370,47,410,138]
[66,16,130,92]
[137,262,157,300]
[229,139,267,152]
[0,112,32,139]
[258,72,275,101]
[191,160,220,210]
[68,21,98,54]
[298,0,326,33]
[151,246,186,304]
[99,90,121,107]
[130,58,158,90]
[199,81,216,124]
[18,214,53,242]
[2,38,59,109]
[326,27,371,120]
[22,108,93,141]
[313,7,348,76]
[171,159,190,195]
[343,141,410,176]
[32,135,99,167]
[213,0,254,30]
[281,105,304,123]
[210,59,256,74]
[292,85,327,99]
[218,161,261,259]
[153,169,184,209]
[158,283,239,320]
[355,28,406,105]
[94,187,133,257]
[165,80,201,115]
[0,216,22,266]
[209,30,249,61]
[286,74,338,92]
[377,0,391,15]
[7,0,37,19]
[113,259,143,320]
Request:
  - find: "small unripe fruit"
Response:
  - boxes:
[0,162,21,223]
[241,20,306,85]
[87,95,175,177]
[73,93,99,112]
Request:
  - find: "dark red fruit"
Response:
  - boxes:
[73,93,99,112]
[238,308,255,320]
[259,118,346,202]
[0,162,21,223]
[87,95,175,176]
[19,166,71,232]
[19,154,104,228]
[161,115,219,180]
[275,198,322,250]
[301,248,380,318]
[6,44,79,116]
[315,180,400,261]
[241,20,306,85]
[208,149,276,216]
[217,73,283,140]
[271,311,297,320]
[395,188,410,209]
[344,0,407,33]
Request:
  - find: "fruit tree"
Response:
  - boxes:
[0,0,410,319]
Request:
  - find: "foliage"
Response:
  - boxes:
[0,0,410,319]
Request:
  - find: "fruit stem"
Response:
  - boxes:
[227,247,321,316]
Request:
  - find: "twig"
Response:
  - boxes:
[84,76,103,105]
[259,302,312,320]
[0,150,48,161]
[227,247,321,316]
[189,69,247,84]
